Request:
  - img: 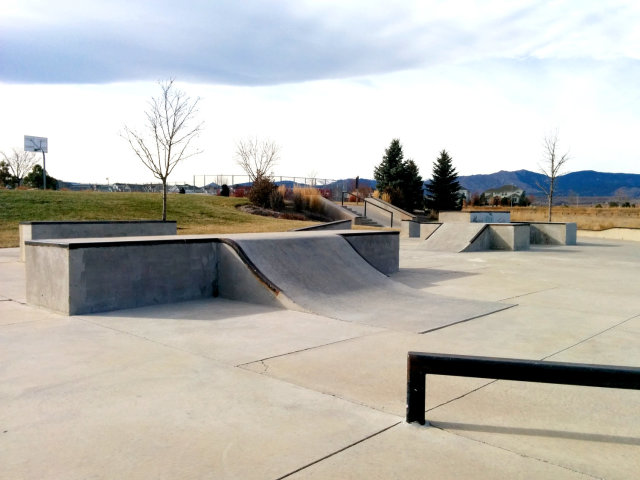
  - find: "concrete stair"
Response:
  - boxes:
[342,205,384,227]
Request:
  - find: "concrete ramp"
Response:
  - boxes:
[422,223,489,252]
[230,234,510,333]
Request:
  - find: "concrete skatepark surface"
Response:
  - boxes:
[2,237,640,478]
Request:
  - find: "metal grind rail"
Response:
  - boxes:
[406,352,640,425]
[341,192,394,227]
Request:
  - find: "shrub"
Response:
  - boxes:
[595,204,602,208]
[248,175,275,208]
[609,201,619,207]
[269,188,285,211]
[220,184,230,197]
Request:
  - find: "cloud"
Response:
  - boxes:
[2,0,638,85]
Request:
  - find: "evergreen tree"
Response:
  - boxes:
[0,161,16,188]
[24,164,59,190]
[425,150,461,211]
[374,139,423,212]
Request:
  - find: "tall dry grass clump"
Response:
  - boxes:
[372,190,391,203]
[292,186,324,213]
[509,206,640,230]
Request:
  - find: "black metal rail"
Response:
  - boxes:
[406,352,640,425]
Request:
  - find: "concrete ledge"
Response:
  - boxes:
[530,222,577,245]
[25,231,399,315]
[19,220,177,262]
[439,211,511,223]
[488,224,530,251]
[401,220,440,239]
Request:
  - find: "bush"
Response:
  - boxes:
[220,184,230,197]
[269,188,285,211]
[609,201,619,207]
[595,204,602,208]
[248,176,275,208]
[293,191,304,212]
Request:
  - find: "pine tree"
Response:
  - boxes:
[425,150,461,211]
[374,139,404,194]
[374,139,423,212]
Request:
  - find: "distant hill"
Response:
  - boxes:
[458,170,640,198]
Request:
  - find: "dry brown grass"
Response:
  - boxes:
[505,206,640,230]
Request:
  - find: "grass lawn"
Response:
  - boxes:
[0,190,318,248]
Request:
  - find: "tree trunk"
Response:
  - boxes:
[162,179,167,221]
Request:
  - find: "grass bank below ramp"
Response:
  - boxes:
[0,190,317,248]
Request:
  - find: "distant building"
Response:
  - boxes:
[483,184,524,204]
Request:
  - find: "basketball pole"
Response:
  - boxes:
[42,150,46,190]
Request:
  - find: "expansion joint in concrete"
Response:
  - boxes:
[275,421,402,480]
[541,313,640,361]
[430,425,602,479]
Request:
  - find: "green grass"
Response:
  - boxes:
[0,190,318,247]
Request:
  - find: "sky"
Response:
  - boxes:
[1,0,639,185]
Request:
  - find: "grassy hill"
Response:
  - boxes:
[0,190,317,248]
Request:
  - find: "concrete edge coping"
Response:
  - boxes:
[24,229,399,249]
[20,220,176,225]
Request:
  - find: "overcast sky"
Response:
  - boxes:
[1,0,639,185]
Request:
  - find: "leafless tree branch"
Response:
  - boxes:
[235,137,280,182]
[1,148,38,186]
[122,79,203,220]
[536,130,569,222]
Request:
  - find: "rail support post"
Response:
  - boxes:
[406,354,426,425]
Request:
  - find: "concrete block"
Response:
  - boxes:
[401,220,440,239]
[439,211,511,223]
[489,224,530,251]
[530,222,577,245]
[342,231,399,274]
[20,220,177,261]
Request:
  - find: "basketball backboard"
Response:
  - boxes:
[24,135,48,153]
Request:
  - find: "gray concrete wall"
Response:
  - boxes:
[19,221,177,262]
[365,197,414,228]
[530,223,577,245]
[26,244,70,314]
[488,224,530,251]
[315,197,358,224]
[342,231,399,274]
[439,211,511,223]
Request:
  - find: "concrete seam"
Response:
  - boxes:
[418,303,516,334]
[498,285,559,302]
[235,330,388,368]
[541,312,640,361]
[430,425,602,479]
[274,422,402,480]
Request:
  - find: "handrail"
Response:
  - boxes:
[406,352,640,425]
[341,191,394,227]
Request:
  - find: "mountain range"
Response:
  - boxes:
[457,170,640,198]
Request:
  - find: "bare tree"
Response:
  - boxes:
[1,148,38,186]
[536,131,569,222]
[123,79,203,220]
[235,137,280,182]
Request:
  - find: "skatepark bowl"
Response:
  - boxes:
[1,231,640,479]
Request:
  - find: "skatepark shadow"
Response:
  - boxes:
[88,298,283,322]
[391,268,478,289]
[429,421,640,446]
